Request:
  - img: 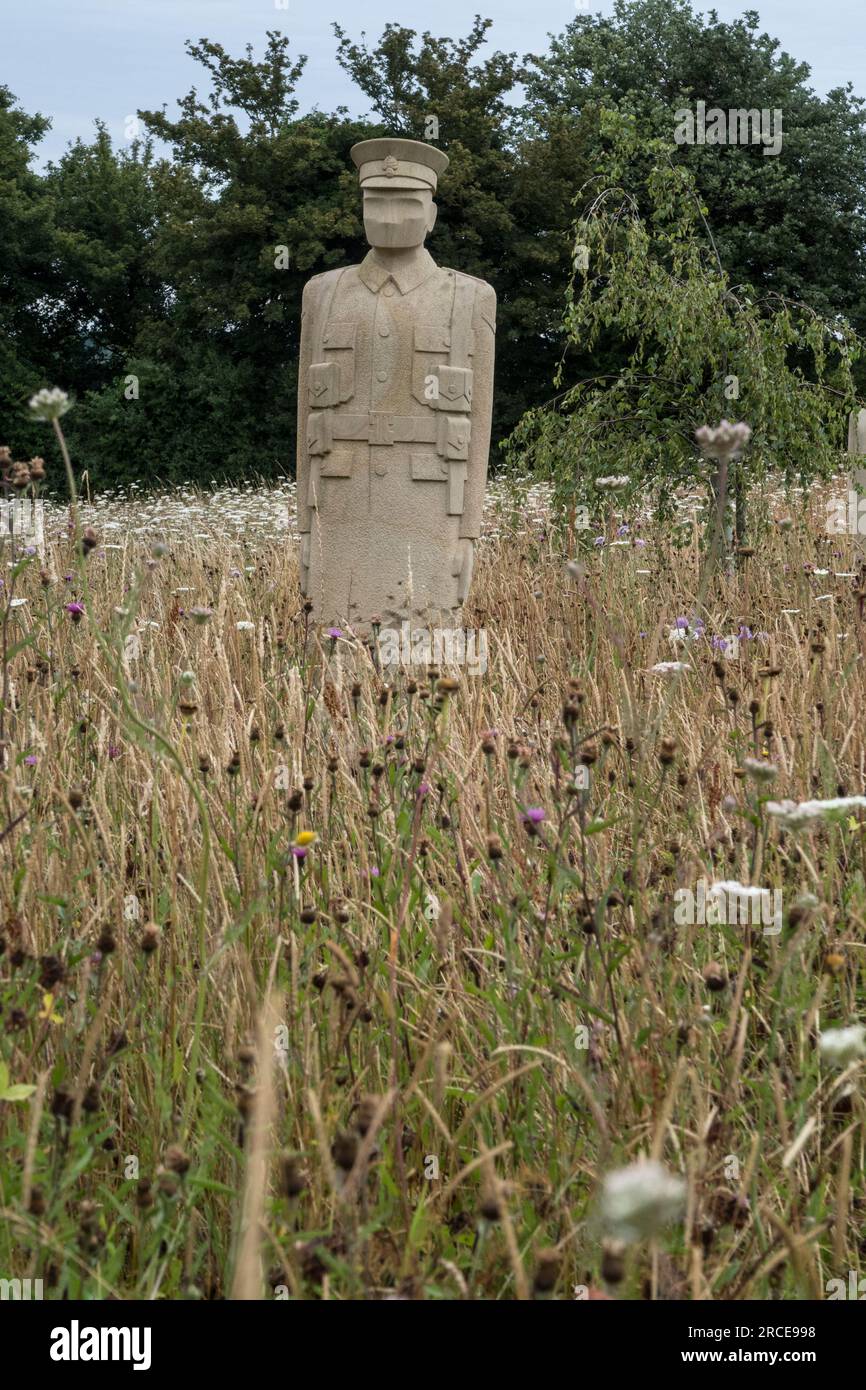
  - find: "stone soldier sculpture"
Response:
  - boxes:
[296,138,496,630]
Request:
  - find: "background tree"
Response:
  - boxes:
[2,6,865,490]
[0,86,58,461]
[525,0,866,348]
[506,113,860,547]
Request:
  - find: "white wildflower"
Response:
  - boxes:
[819,1025,866,1067]
[742,756,777,783]
[595,475,630,491]
[766,796,866,829]
[695,419,752,461]
[601,1159,686,1244]
[29,386,71,421]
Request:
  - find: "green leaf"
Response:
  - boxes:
[1,1083,36,1102]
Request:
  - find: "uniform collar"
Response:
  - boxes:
[359,247,437,296]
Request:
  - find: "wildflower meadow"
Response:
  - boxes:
[2,0,866,1339]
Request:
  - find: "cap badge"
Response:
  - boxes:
[383,155,399,177]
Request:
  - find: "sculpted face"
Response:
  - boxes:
[362,188,437,248]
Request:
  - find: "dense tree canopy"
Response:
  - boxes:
[0,2,864,489]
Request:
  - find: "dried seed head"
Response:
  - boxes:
[164,1144,191,1176]
[601,1238,626,1284]
[278,1152,307,1199]
[157,1168,180,1199]
[356,1093,379,1136]
[703,962,727,992]
[478,1193,501,1223]
[332,1131,358,1172]
[135,1178,154,1211]
[141,922,161,954]
[532,1247,561,1294]
[658,736,677,766]
[82,1083,101,1114]
[97,926,116,955]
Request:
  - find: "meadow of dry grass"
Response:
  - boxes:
[1,463,866,1301]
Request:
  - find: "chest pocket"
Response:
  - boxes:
[310,321,357,406]
[412,325,452,407]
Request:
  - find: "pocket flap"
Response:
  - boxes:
[308,361,340,408]
[322,321,356,350]
[437,366,473,410]
[414,325,451,354]
[320,453,353,478]
[411,453,449,481]
[437,415,471,461]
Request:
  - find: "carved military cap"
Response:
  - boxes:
[351,137,449,192]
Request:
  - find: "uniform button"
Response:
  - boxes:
[323,333,330,343]
[378,326,390,337]
[384,284,395,296]
[376,370,387,382]
[374,462,387,477]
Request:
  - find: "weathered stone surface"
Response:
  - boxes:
[849,408,866,457]
[296,138,495,630]
[849,411,866,547]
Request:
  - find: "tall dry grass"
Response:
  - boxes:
[0,462,864,1299]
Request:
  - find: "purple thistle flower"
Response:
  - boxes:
[522,807,546,824]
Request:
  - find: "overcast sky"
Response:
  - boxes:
[5,0,865,166]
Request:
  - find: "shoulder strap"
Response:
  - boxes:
[449,275,477,369]
[314,269,349,360]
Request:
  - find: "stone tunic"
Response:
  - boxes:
[296,247,496,629]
